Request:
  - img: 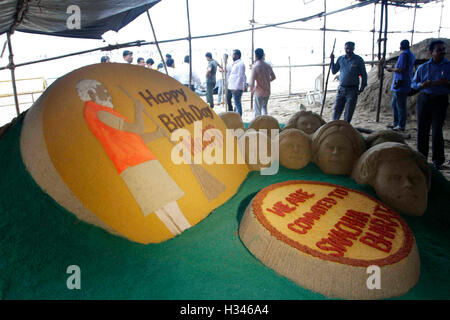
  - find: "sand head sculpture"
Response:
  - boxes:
[365,130,406,149]
[312,120,366,175]
[285,111,326,135]
[278,128,311,169]
[248,115,280,139]
[352,142,431,216]
[218,111,245,133]
[238,130,273,171]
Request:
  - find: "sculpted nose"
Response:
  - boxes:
[403,177,414,188]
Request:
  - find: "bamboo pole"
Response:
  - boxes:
[371,2,376,67]
[322,0,327,93]
[411,0,418,45]
[250,0,255,111]
[146,8,168,75]
[288,56,292,96]
[320,38,336,117]
[6,32,20,117]
[376,0,388,123]
[186,0,192,88]
[438,0,444,38]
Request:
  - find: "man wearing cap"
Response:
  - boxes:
[330,41,367,123]
[386,39,416,132]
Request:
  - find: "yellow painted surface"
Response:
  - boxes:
[41,63,249,243]
[260,183,405,260]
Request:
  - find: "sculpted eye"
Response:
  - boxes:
[389,175,401,181]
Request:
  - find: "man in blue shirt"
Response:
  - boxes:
[411,40,450,170]
[386,39,416,132]
[330,41,367,123]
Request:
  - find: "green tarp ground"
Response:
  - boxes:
[0,116,449,300]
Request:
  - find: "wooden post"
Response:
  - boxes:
[322,0,326,93]
[146,9,168,75]
[288,56,292,96]
[223,53,228,110]
[186,0,192,88]
[438,0,444,38]
[6,32,20,117]
[371,2,377,67]
[411,0,417,45]
[250,0,255,111]
[376,0,388,123]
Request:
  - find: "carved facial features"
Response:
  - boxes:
[373,158,428,216]
[296,115,322,135]
[279,131,310,169]
[317,133,354,175]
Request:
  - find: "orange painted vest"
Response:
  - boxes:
[84,101,157,174]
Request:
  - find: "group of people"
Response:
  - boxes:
[100,50,158,70]
[330,39,449,171]
[102,48,277,120]
[203,49,276,119]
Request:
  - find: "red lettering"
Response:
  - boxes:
[288,223,308,235]
[316,238,345,257]
[321,197,337,205]
[328,191,344,199]
[266,208,285,217]
[360,232,392,253]
[334,188,349,196]
[335,221,362,238]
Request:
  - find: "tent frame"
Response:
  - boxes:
[1,0,445,121]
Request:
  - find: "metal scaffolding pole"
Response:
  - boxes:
[250,0,255,110]
[186,0,192,88]
[322,0,327,93]
[6,32,20,117]
[376,0,388,123]
[146,7,168,75]
[411,0,418,45]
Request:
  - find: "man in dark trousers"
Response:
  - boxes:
[330,41,367,123]
[412,40,450,170]
[386,39,416,132]
[205,52,220,108]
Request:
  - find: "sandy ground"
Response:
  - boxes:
[204,91,450,181]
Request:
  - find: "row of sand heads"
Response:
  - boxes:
[219,110,430,217]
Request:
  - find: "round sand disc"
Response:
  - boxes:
[239,180,420,299]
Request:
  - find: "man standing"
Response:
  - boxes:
[330,41,367,123]
[227,49,246,116]
[205,52,220,108]
[165,58,176,77]
[146,58,155,69]
[137,57,146,67]
[174,55,202,91]
[123,50,133,64]
[386,39,416,132]
[249,48,276,118]
[411,40,450,170]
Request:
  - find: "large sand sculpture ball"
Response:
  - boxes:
[278,128,311,170]
[20,63,249,244]
[352,142,431,216]
[312,120,366,175]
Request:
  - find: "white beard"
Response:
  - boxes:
[96,97,114,109]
